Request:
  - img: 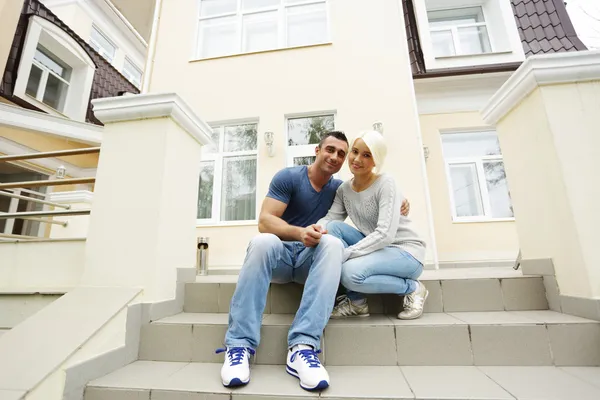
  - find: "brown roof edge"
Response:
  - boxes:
[413,62,522,79]
[551,0,587,51]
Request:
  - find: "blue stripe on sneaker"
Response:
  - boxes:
[300,380,329,391]
[225,378,247,387]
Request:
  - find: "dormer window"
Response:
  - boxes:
[26,46,72,112]
[428,7,492,57]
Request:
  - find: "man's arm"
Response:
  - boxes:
[258,198,323,247]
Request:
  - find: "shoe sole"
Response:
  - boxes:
[330,313,370,319]
[397,290,429,320]
[286,365,329,391]
[223,377,249,387]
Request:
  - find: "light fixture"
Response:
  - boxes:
[372,121,384,134]
[55,165,66,179]
[264,131,275,157]
[423,146,430,161]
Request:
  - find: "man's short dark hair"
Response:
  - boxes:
[318,131,348,147]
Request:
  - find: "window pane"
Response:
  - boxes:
[200,0,237,17]
[293,156,316,166]
[243,12,278,52]
[123,59,142,88]
[221,156,257,221]
[484,161,514,218]
[203,128,221,155]
[449,163,484,217]
[26,64,42,97]
[90,27,116,62]
[287,3,328,47]
[243,0,279,11]
[458,25,491,54]
[199,16,238,58]
[224,124,258,152]
[198,162,215,219]
[34,47,71,80]
[431,30,455,57]
[442,132,501,158]
[43,74,69,111]
[288,115,334,146]
[428,7,485,28]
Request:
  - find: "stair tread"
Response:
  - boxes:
[153,310,599,326]
[87,361,600,399]
[194,266,531,284]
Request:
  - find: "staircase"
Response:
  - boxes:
[84,268,600,399]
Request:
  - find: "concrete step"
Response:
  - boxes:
[85,361,600,400]
[139,311,600,367]
[185,268,549,314]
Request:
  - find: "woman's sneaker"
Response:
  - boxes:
[216,347,255,387]
[286,345,330,391]
[330,295,370,319]
[397,281,429,320]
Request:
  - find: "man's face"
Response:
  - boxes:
[314,136,348,175]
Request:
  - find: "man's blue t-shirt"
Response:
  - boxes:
[266,166,342,228]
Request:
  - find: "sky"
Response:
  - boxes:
[565,0,600,49]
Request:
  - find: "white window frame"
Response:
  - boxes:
[27,46,71,112]
[197,121,260,226]
[122,57,143,88]
[14,16,96,121]
[428,7,491,57]
[195,0,331,60]
[441,130,514,223]
[285,111,336,167]
[89,25,117,63]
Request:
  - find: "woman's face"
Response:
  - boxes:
[348,138,376,177]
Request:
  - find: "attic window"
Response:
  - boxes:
[428,7,492,57]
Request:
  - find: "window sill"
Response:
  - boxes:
[20,94,70,120]
[433,50,513,60]
[196,220,258,228]
[189,42,333,63]
[452,217,515,224]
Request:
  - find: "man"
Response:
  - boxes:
[218,131,408,391]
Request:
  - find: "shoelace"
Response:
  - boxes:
[291,348,322,368]
[215,347,255,366]
[334,296,355,316]
[404,290,425,311]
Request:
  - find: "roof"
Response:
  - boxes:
[405,0,587,77]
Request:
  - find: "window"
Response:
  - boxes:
[441,131,513,221]
[25,46,72,112]
[89,26,117,63]
[428,7,492,57]
[198,123,258,223]
[122,58,143,88]
[196,0,329,59]
[286,114,334,166]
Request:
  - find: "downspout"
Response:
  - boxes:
[142,0,163,93]
[398,0,440,269]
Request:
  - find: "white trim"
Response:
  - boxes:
[47,190,93,204]
[0,137,97,178]
[0,103,102,145]
[142,0,163,93]
[452,217,515,223]
[196,220,258,228]
[91,93,213,146]
[482,50,600,125]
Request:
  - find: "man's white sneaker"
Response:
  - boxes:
[397,281,429,320]
[216,347,255,387]
[286,345,330,391]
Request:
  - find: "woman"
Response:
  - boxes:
[317,130,428,320]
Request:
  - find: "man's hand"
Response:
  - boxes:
[401,198,410,217]
[300,224,327,247]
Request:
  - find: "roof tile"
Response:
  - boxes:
[530,13,542,28]
[534,25,546,40]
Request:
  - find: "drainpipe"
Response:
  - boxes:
[397,0,440,269]
[142,0,164,93]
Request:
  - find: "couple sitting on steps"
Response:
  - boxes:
[217,130,428,391]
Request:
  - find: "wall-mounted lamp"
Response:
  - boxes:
[423,146,430,161]
[264,131,275,157]
[55,165,66,179]
[372,121,384,134]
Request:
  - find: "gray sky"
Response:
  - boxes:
[565,0,600,49]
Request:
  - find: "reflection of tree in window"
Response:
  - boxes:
[294,156,316,166]
[288,115,334,146]
[224,124,257,152]
[222,157,257,221]
[197,162,214,219]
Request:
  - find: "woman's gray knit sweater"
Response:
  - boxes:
[317,173,426,263]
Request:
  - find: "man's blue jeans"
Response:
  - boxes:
[326,221,422,301]
[225,233,343,351]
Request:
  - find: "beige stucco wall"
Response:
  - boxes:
[0,0,22,75]
[149,0,434,267]
[420,111,519,263]
[496,83,600,297]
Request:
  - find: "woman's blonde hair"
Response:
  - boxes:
[352,130,387,172]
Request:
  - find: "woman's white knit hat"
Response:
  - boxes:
[353,130,387,171]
